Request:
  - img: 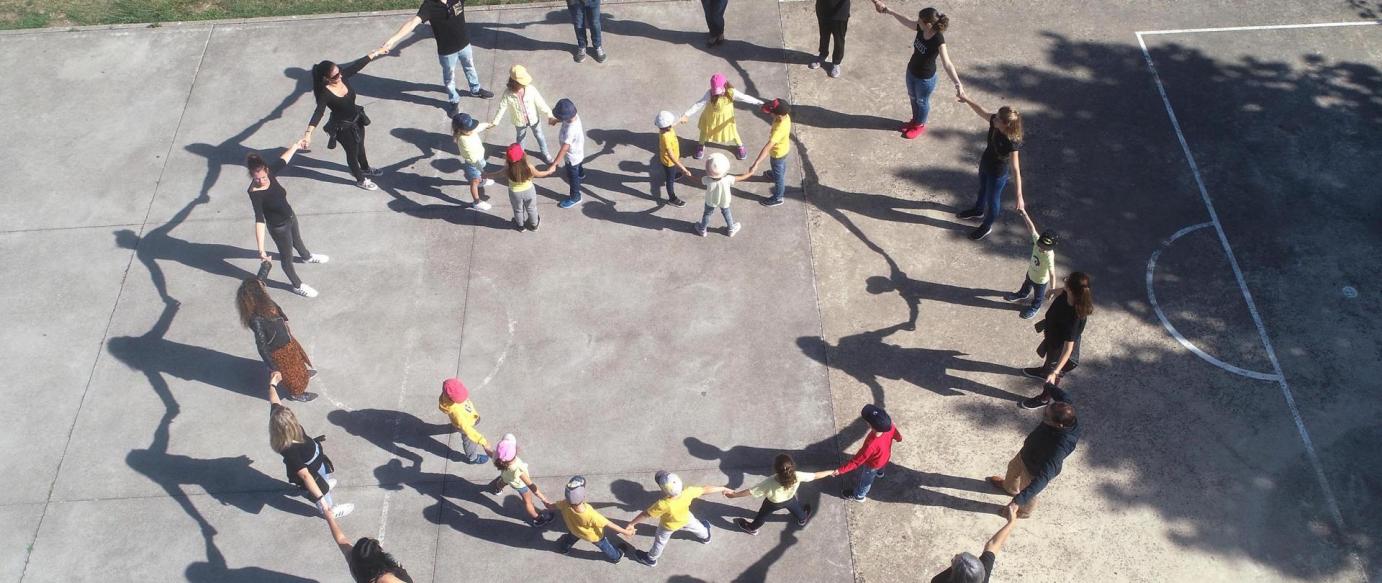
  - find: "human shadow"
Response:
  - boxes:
[790,103,901,132]
[106,299,267,400]
[327,408,461,468]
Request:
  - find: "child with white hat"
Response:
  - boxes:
[693,152,760,237]
[626,471,731,567]
[654,110,691,207]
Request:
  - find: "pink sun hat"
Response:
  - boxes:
[710,73,728,95]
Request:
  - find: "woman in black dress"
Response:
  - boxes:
[300,49,388,191]
[1019,272,1094,409]
[246,142,328,298]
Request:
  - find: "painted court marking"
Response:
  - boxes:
[1135,20,1382,552]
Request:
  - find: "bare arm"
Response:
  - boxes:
[957,92,992,120]
[520,473,552,505]
[606,520,636,537]
[280,140,303,164]
[985,504,1019,554]
[1046,341,1075,384]
[1010,151,1025,211]
[298,468,332,514]
[530,160,560,179]
[1019,208,1037,236]
[323,508,354,560]
[255,223,269,261]
[938,44,963,93]
[749,140,773,169]
[381,16,424,51]
[626,510,652,530]
[876,2,918,28]
[268,371,283,405]
[699,486,732,496]
[545,144,572,172]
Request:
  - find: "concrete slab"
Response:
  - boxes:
[0,504,44,582]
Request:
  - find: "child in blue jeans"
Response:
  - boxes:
[1003,209,1058,320]
[692,152,760,237]
[748,99,792,207]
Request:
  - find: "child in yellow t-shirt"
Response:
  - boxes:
[545,475,636,563]
[654,111,692,208]
[1003,209,1059,320]
[625,471,730,566]
[437,377,491,464]
[749,99,793,207]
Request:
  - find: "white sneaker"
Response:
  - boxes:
[292,284,319,298]
[331,503,355,519]
[481,178,496,188]
[473,200,492,211]
[728,222,742,237]
[357,179,379,191]
[306,254,329,264]
[326,477,338,490]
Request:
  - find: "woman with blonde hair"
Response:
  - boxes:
[269,372,353,518]
[237,263,317,402]
[954,92,1025,241]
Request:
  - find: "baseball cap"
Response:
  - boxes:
[655,471,683,497]
[565,475,588,505]
[441,378,468,402]
[862,404,892,432]
[553,98,577,122]
[505,143,526,163]
[451,112,478,132]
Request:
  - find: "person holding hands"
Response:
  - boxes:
[627,472,730,567]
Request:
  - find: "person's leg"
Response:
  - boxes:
[459,431,487,464]
[816,15,831,62]
[1009,276,1036,301]
[852,466,880,499]
[594,537,624,562]
[556,532,579,553]
[745,499,780,529]
[339,129,366,182]
[696,204,714,232]
[916,72,938,125]
[587,1,603,49]
[646,525,675,561]
[465,163,482,202]
[780,497,807,522]
[1002,453,1027,494]
[509,188,526,226]
[531,124,552,163]
[268,224,303,288]
[288,216,312,261]
[682,513,710,540]
[770,156,787,201]
[565,162,583,202]
[456,44,482,93]
[720,206,734,228]
[1028,280,1050,311]
[905,71,923,124]
[831,19,848,66]
[515,125,529,150]
[978,173,1011,232]
[524,189,540,227]
[567,1,588,49]
[355,123,371,172]
[663,164,678,199]
[437,51,462,105]
[521,489,540,519]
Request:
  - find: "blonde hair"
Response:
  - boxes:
[270,406,308,454]
[998,106,1024,142]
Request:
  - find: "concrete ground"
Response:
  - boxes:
[1,1,1378,582]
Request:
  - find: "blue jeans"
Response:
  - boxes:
[697,204,734,231]
[567,0,603,49]
[973,169,1011,230]
[700,0,728,37]
[438,45,482,104]
[905,70,939,124]
[462,161,484,182]
[851,465,884,500]
[1015,276,1049,310]
[564,162,585,201]
[558,533,623,562]
[515,123,552,164]
[768,155,787,201]
[660,164,680,199]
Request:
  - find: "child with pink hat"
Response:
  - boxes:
[691,152,761,237]
[677,73,765,161]
[487,433,556,527]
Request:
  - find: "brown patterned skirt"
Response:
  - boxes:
[269,339,311,396]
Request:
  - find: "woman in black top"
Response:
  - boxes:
[246,142,328,298]
[873,4,965,139]
[300,49,388,191]
[238,265,317,402]
[955,91,1025,240]
[269,373,353,518]
[810,0,852,78]
[323,510,414,583]
[1020,272,1094,409]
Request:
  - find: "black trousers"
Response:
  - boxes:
[268,217,311,288]
[701,0,727,38]
[746,497,806,529]
[817,17,848,65]
[335,123,370,182]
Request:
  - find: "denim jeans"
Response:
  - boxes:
[311,465,334,509]
[458,431,487,464]
[697,204,734,231]
[973,169,1011,230]
[515,123,552,164]
[1015,276,1050,310]
[659,164,680,199]
[438,44,482,104]
[558,533,623,562]
[905,70,939,124]
[851,465,884,499]
[567,0,603,48]
[564,162,585,202]
[769,155,788,201]
[700,0,728,37]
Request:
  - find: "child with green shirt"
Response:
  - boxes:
[1003,209,1059,320]
[726,454,829,534]
[436,377,491,464]
[626,471,731,567]
[654,111,691,207]
[545,475,637,563]
[750,99,792,207]
[451,113,495,211]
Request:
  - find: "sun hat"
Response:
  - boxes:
[451,112,479,132]
[861,404,892,432]
[565,475,588,505]
[441,378,468,402]
[706,152,730,178]
[505,143,526,163]
[496,434,517,462]
[509,65,532,86]
[553,98,577,121]
[655,110,676,129]
[655,471,683,497]
[710,73,728,95]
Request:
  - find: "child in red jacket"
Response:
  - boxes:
[828,404,902,501]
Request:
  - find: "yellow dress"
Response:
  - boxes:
[698,89,742,146]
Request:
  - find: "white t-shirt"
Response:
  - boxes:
[701,175,736,208]
[560,116,585,165]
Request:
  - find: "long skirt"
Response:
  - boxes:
[270,339,312,396]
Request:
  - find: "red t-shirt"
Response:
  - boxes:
[837,427,903,474]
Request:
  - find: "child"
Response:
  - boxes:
[489,65,555,164]
[437,377,491,465]
[547,99,587,209]
[827,404,902,501]
[486,433,556,526]
[654,111,690,207]
[726,453,827,534]
[451,113,496,211]
[626,471,731,567]
[1004,209,1058,320]
[748,99,792,207]
[693,152,760,237]
[546,475,637,563]
[490,143,558,231]
[678,73,765,160]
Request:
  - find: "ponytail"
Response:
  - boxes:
[919,7,949,32]
[773,454,798,488]
[1067,272,1094,318]
[245,153,268,175]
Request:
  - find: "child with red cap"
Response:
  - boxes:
[748,98,792,207]
[490,143,558,231]
[437,378,491,465]
[827,404,903,501]
[677,73,765,161]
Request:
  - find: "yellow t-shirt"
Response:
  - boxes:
[437,396,488,448]
[1027,234,1056,285]
[748,472,816,503]
[456,132,485,165]
[645,486,704,530]
[510,177,534,192]
[556,501,611,542]
[500,457,530,490]
[659,129,680,167]
[769,115,792,159]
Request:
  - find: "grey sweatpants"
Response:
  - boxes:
[647,512,709,561]
[509,186,539,227]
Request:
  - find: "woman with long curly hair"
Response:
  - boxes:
[238,263,317,402]
[268,371,353,518]
[1019,272,1094,409]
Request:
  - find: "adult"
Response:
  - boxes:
[826,404,902,501]
[701,0,729,47]
[269,372,353,519]
[238,263,317,402]
[301,50,388,191]
[873,3,964,139]
[812,0,851,78]
[1019,272,1094,409]
[567,0,607,63]
[954,91,1024,241]
[987,389,1080,518]
[245,145,329,298]
[930,504,1018,583]
[323,510,414,582]
[378,0,496,113]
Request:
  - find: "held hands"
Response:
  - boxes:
[873,0,888,14]
[1005,502,1019,521]
[677,115,690,126]
[368,47,390,59]
[270,371,283,386]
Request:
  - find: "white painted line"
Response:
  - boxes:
[1137,20,1381,36]
[378,331,418,544]
[1146,222,1280,381]
[472,274,516,391]
[1136,32,1347,534]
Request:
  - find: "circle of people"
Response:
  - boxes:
[234,1,1097,582]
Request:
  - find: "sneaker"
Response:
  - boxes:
[326,477,337,490]
[668,197,687,208]
[557,538,576,554]
[898,120,918,132]
[760,197,784,207]
[735,146,748,160]
[694,225,707,237]
[1019,306,1039,320]
[728,222,742,237]
[902,123,926,139]
[574,48,586,63]
[697,519,712,543]
[693,145,705,160]
[285,392,319,402]
[1002,291,1026,303]
[481,178,496,188]
[307,368,318,379]
[841,488,864,502]
[362,167,383,177]
[632,550,656,567]
[306,254,330,264]
[514,220,526,232]
[828,64,842,78]
[526,220,539,231]
[593,48,607,63]
[955,208,983,220]
[532,511,556,527]
[469,453,490,464]
[357,178,379,191]
[467,88,495,99]
[291,284,319,298]
[1019,395,1052,410]
[558,197,582,209]
[968,225,992,240]
[472,200,492,211]
[1021,367,1049,380]
[808,59,822,70]
[331,503,355,519]
[735,518,759,535]
[798,504,813,527]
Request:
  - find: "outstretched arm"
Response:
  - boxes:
[1019,208,1037,236]
[956,92,992,121]
[939,44,964,95]
[1010,152,1025,211]
[267,371,284,405]
[626,510,652,530]
[985,504,1019,554]
[530,160,560,179]
[323,507,354,561]
[875,2,919,29]
[679,91,712,123]
[381,16,424,52]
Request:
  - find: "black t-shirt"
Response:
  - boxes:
[248,158,293,227]
[929,551,996,583]
[907,29,945,78]
[418,0,471,55]
[1043,290,1087,344]
[815,0,851,20]
[308,56,372,128]
[979,114,1021,175]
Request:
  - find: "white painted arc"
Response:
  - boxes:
[1146,222,1280,381]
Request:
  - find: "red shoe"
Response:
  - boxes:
[902,123,927,139]
[897,120,918,132]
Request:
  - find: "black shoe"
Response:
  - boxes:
[760,198,784,207]
[574,48,586,63]
[798,504,813,527]
[734,518,759,535]
[955,208,983,220]
[514,221,526,232]
[285,392,318,402]
[668,197,687,208]
[1019,396,1052,410]
[592,48,608,63]
[526,220,539,231]
[557,539,575,554]
[968,225,992,240]
[1021,367,1049,380]
[469,88,495,99]
[307,368,319,379]
[631,550,656,566]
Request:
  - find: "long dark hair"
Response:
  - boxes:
[348,538,413,583]
[919,7,950,33]
[773,454,798,488]
[1066,272,1094,318]
[506,156,533,184]
[236,277,281,328]
[246,153,269,176]
[311,60,338,99]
